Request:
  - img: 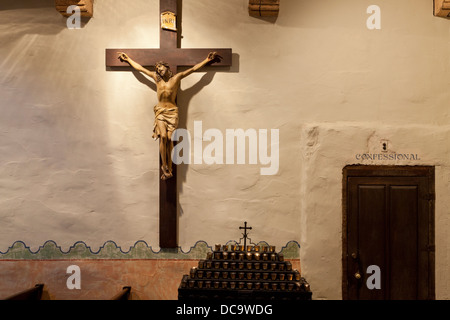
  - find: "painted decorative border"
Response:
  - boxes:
[0,240,300,260]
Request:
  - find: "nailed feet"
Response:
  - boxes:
[161,165,173,180]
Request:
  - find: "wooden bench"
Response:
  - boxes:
[4,284,44,300]
[110,286,131,300]
[4,284,132,300]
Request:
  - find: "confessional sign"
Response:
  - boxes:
[161,11,177,31]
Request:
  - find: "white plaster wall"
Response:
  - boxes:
[0,0,449,299]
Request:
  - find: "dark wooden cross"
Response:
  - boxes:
[239,221,253,251]
[105,0,232,249]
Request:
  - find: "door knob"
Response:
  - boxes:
[354,272,361,280]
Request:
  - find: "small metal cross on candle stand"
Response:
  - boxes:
[239,221,253,251]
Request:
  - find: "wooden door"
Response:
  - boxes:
[343,166,435,300]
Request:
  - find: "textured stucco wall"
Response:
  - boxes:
[299,123,449,299]
[0,0,449,299]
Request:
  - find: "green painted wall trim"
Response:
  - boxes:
[0,240,300,260]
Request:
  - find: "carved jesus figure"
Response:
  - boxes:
[118,52,222,180]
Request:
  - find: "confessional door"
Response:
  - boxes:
[343,166,435,300]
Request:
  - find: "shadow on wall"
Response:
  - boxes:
[0,0,54,10]
[276,0,370,29]
[0,0,92,34]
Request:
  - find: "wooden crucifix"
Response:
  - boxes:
[106,0,232,249]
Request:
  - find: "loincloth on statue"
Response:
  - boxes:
[152,105,179,140]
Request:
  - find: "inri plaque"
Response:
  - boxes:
[161,11,177,31]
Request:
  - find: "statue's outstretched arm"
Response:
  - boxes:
[118,52,157,82]
[176,52,222,80]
